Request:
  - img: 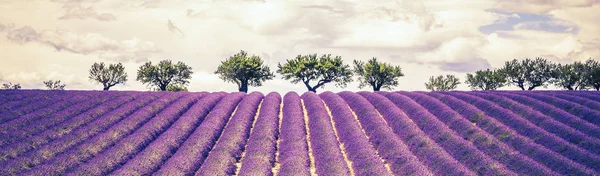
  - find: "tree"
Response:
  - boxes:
[425,75,460,91]
[465,69,506,90]
[136,60,193,91]
[2,82,21,90]
[166,84,188,92]
[353,58,404,91]
[585,59,600,91]
[214,50,275,93]
[499,58,555,90]
[277,53,352,93]
[89,62,128,90]
[551,61,588,90]
[44,80,66,90]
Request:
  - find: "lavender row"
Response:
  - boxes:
[301,92,352,175]
[13,93,159,175]
[320,92,391,176]
[0,92,124,147]
[389,92,515,176]
[470,92,600,171]
[67,93,206,175]
[339,92,433,175]
[109,93,224,175]
[238,92,281,176]
[24,92,186,175]
[550,92,600,116]
[490,92,600,154]
[276,92,311,175]
[445,92,598,175]
[512,92,600,127]
[196,92,264,175]
[0,94,143,162]
[358,92,474,176]
[154,93,245,176]
[0,92,58,115]
[426,92,557,175]
[0,91,66,122]
[0,93,90,133]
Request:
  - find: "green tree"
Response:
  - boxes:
[44,80,66,90]
[465,69,506,90]
[499,58,555,90]
[136,60,193,91]
[2,82,21,90]
[89,62,128,90]
[551,61,588,90]
[214,50,275,93]
[277,53,352,93]
[425,74,460,91]
[585,59,600,91]
[353,58,404,91]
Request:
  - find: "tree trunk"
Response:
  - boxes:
[567,86,574,90]
[160,85,167,91]
[103,87,110,91]
[238,83,248,93]
[304,81,316,93]
[519,86,525,90]
[373,85,380,91]
[527,86,536,91]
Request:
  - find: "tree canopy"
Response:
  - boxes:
[44,80,66,90]
[499,58,555,90]
[585,59,600,91]
[89,62,128,90]
[465,69,506,90]
[551,61,588,90]
[425,75,460,91]
[214,50,275,93]
[277,53,352,92]
[353,58,404,91]
[136,60,193,91]
[2,82,21,90]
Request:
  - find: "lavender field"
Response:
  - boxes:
[1,90,600,176]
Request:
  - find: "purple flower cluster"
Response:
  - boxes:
[276,92,311,175]
[445,92,598,175]
[68,93,206,175]
[15,93,160,175]
[489,92,600,155]
[110,93,224,175]
[338,91,433,176]
[358,92,473,176]
[320,92,393,176]
[0,91,64,122]
[0,93,146,163]
[28,92,186,175]
[426,92,557,175]
[195,92,264,176]
[386,92,515,176]
[154,93,245,176]
[238,92,281,176]
[0,92,111,147]
[513,92,600,128]
[300,92,352,175]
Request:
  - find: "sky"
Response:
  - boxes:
[0,0,599,93]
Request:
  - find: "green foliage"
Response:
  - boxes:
[425,74,460,91]
[89,62,128,90]
[499,58,555,90]
[465,69,506,90]
[214,50,275,93]
[353,58,404,91]
[2,82,21,90]
[551,61,588,90]
[136,60,193,91]
[277,53,352,92]
[153,84,188,92]
[585,59,600,91]
[43,80,65,90]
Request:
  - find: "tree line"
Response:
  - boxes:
[426,58,600,91]
[2,51,599,92]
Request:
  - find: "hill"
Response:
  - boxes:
[0,90,599,175]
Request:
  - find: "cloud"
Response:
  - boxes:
[59,6,117,21]
[167,19,184,37]
[4,25,160,62]
[494,0,599,14]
